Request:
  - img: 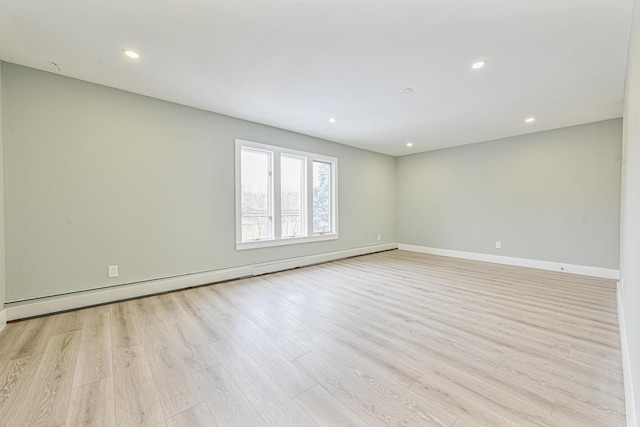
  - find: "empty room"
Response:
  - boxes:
[0,0,639,426]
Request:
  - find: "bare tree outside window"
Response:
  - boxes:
[313,161,331,234]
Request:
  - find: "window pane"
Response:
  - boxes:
[241,149,272,241]
[313,161,331,234]
[281,155,305,238]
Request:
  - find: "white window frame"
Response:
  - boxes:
[235,139,338,250]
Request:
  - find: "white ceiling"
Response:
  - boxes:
[0,0,633,156]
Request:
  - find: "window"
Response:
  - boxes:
[281,154,305,238]
[240,148,272,241]
[236,139,338,250]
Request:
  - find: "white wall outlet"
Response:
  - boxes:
[108,265,119,278]
[377,234,381,241]
[495,241,501,249]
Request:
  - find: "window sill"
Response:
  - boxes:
[236,233,339,251]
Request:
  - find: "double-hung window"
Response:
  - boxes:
[235,139,338,250]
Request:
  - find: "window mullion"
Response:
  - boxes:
[273,152,281,240]
[301,157,308,236]
[330,160,336,234]
[306,158,314,236]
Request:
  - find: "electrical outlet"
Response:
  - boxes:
[495,241,501,249]
[377,234,381,241]
[108,265,119,278]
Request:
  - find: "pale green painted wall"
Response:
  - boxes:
[1,61,626,305]
[2,63,397,301]
[397,119,622,269]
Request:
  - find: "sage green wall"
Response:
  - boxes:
[397,119,622,269]
[2,63,396,302]
[620,0,640,423]
[1,61,626,303]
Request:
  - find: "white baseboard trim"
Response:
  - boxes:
[0,309,6,333]
[618,283,637,427]
[5,242,398,321]
[6,266,252,321]
[398,244,620,280]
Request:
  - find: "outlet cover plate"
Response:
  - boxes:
[108,265,119,278]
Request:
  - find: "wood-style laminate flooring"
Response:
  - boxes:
[0,250,626,426]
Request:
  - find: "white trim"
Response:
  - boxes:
[0,309,6,333]
[618,283,637,427]
[398,244,620,279]
[5,243,397,321]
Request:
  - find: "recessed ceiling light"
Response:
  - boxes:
[525,117,535,123]
[471,60,487,69]
[328,118,337,123]
[406,142,414,147]
[123,49,140,59]
[400,88,414,94]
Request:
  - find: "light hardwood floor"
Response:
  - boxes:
[0,250,626,426]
